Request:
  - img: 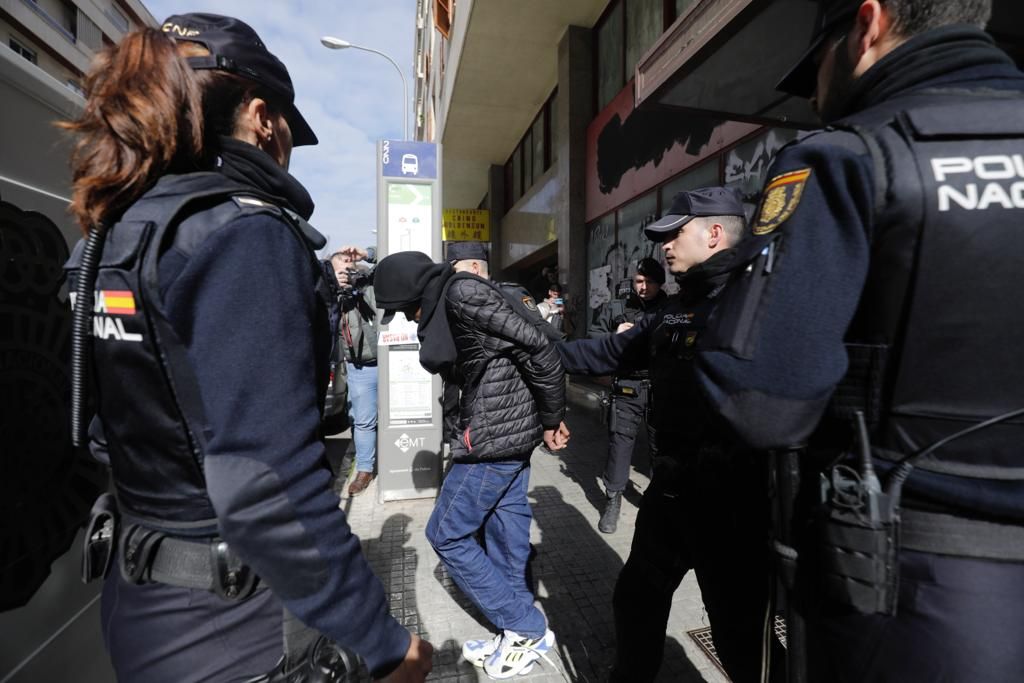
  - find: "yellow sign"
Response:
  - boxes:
[442,209,490,242]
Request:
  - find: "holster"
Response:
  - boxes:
[813,458,900,616]
[82,493,119,583]
[211,540,258,600]
[608,379,647,437]
[246,636,359,683]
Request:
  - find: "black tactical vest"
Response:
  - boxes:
[647,285,721,454]
[845,92,1024,480]
[66,173,328,535]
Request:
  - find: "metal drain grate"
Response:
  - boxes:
[687,626,726,674]
[687,616,788,675]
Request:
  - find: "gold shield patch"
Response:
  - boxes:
[753,168,811,235]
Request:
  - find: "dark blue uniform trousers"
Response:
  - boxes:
[101,572,283,681]
[604,383,648,493]
[610,449,784,683]
[808,550,1024,682]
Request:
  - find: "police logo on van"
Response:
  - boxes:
[754,168,811,235]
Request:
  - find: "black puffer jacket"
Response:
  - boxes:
[446,275,565,462]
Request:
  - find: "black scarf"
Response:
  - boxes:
[840,26,1020,119]
[675,247,740,298]
[374,252,456,374]
[216,136,315,220]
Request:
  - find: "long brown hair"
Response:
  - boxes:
[61,27,280,234]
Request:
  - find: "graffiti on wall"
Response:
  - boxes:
[0,195,107,610]
[585,126,801,338]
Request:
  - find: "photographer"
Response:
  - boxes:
[329,247,379,497]
[538,282,570,338]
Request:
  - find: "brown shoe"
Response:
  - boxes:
[348,471,374,497]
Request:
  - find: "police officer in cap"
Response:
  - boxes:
[63,14,430,681]
[447,240,490,276]
[691,1,1024,680]
[597,257,667,534]
[559,187,784,683]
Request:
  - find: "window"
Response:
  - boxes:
[65,79,85,96]
[77,11,103,51]
[522,129,534,193]
[105,4,129,33]
[434,0,452,38]
[549,91,558,169]
[512,144,523,205]
[9,37,38,64]
[531,114,545,185]
[596,1,624,110]
[625,0,662,77]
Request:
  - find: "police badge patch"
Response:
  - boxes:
[521,295,538,312]
[753,168,811,235]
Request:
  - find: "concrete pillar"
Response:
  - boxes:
[485,163,506,278]
[555,25,593,338]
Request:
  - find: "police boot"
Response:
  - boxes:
[599,491,622,534]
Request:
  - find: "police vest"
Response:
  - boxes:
[66,173,329,535]
[646,285,720,453]
[842,92,1024,481]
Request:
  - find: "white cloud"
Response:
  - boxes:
[146,0,417,251]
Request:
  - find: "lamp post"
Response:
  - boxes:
[321,36,409,140]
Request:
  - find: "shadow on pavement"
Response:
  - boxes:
[530,485,705,682]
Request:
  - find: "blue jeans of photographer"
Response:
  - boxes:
[426,459,546,637]
[346,362,378,473]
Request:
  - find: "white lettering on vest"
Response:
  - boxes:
[93,316,143,343]
[937,181,1024,212]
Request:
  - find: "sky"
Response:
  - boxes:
[146,0,418,253]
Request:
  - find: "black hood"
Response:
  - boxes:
[375,252,456,374]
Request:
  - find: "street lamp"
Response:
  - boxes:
[321,36,409,140]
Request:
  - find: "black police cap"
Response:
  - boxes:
[776,0,861,98]
[447,241,489,263]
[162,13,318,146]
[645,186,745,240]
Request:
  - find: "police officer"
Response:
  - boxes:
[559,187,782,683]
[598,257,667,534]
[693,1,1024,680]
[63,14,431,681]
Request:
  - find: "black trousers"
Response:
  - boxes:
[806,549,1024,682]
[610,450,783,683]
[603,380,648,494]
[101,571,283,682]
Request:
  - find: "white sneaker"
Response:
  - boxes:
[483,628,556,679]
[462,633,501,667]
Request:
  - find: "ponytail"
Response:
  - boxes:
[61,28,204,234]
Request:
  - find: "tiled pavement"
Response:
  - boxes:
[328,379,730,682]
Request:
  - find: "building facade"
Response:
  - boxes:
[414,0,1024,337]
[0,2,155,681]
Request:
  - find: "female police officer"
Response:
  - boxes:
[62,13,430,682]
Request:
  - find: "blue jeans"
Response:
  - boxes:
[346,362,378,473]
[426,460,546,637]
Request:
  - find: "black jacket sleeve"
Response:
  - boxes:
[696,132,874,450]
[447,277,566,428]
[557,316,650,376]
[161,214,409,677]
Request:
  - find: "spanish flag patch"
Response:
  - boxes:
[753,169,811,235]
[101,290,136,315]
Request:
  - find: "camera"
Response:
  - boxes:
[337,268,373,307]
